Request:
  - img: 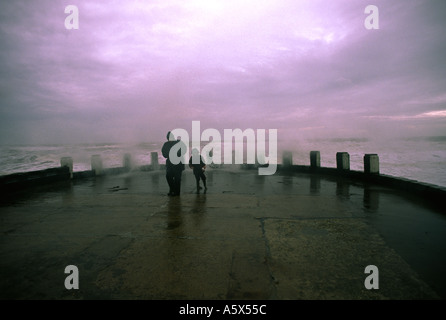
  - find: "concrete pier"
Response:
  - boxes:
[1,167,445,300]
[1,149,446,301]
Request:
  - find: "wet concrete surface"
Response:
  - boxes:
[1,168,445,300]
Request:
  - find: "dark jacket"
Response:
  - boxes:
[189,155,205,175]
[162,140,185,172]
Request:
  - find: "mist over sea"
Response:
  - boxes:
[1,136,445,188]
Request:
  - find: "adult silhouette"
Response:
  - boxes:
[162,131,186,196]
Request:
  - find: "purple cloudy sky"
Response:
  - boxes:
[0,0,445,145]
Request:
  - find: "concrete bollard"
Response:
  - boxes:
[282,151,293,167]
[336,152,350,170]
[60,157,73,179]
[91,155,103,176]
[310,151,320,168]
[123,153,132,171]
[151,152,159,170]
[364,154,379,174]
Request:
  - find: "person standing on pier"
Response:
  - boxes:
[162,131,186,196]
[189,148,207,193]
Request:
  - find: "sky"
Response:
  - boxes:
[0,0,445,145]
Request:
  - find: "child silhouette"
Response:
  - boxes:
[189,148,207,193]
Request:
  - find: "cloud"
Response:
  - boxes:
[364,110,446,120]
[0,0,445,144]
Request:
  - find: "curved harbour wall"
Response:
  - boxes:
[1,151,445,205]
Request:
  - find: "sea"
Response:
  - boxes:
[1,137,445,188]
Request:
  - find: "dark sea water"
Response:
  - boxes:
[1,137,445,187]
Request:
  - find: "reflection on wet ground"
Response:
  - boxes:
[1,168,445,299]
